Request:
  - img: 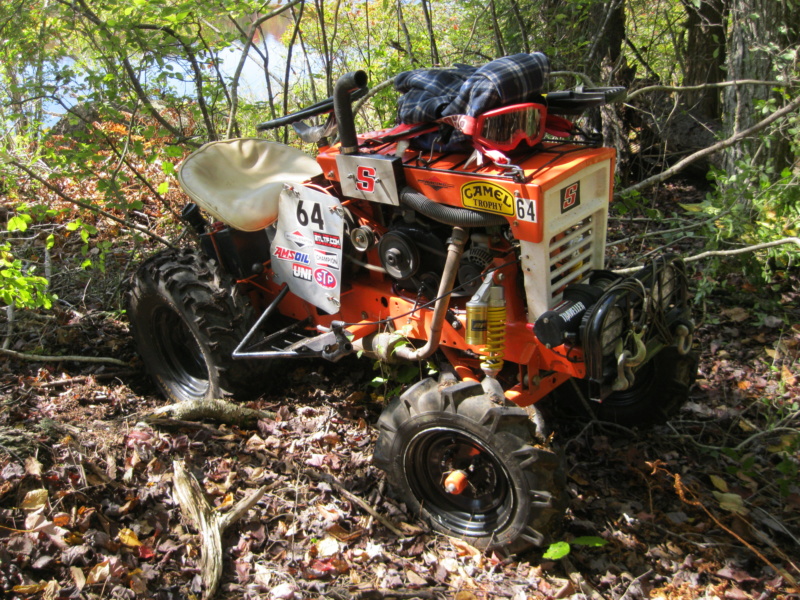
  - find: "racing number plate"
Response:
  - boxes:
[272,185,344,314]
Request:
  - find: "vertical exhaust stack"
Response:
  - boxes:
[333,71,368,155]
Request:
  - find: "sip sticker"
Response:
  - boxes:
[314,268,337,289]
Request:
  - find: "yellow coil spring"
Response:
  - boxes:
[480,304,506,374]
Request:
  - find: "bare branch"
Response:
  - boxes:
[626,79,789,102]
[225,0,305,139]
[0,347,129,366]
[613,237,800,275]
[616,93,800,198]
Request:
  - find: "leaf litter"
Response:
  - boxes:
[0,185,799,598]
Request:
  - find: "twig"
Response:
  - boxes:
[734,427,800,452]
[303,468,406,538]
[9,160,173,248]
[673,473,799,587]
[0,347,129,366]
[613,237,800,275]
[32,371,135,388]
[619,569,653,600]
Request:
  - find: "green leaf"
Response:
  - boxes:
[542,541,571,560]
[571,536,608,547]
[7,215,29,232]
[157,181,169,195]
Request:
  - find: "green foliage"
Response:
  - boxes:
[1,206,55,310]
[694,97,800,281]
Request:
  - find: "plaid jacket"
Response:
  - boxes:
[395,53,550,124]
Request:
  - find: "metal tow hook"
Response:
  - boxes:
[675,323,693,356]
[612,328,647,392]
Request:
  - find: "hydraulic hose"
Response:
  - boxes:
[400,187,508,227]
[334,71,368,155]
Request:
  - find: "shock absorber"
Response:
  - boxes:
[465,273,507,378]
[482,286,506,377]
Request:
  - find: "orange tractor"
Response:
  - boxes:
[129,55,697,553]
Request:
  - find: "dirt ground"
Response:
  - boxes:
[1,182,799,600]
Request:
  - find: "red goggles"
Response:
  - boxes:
[441,103,547,152]
[474,103,546,151]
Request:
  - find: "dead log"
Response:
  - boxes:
[147,399,275,428]
[172,460,267,600]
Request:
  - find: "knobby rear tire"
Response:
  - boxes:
[127,248,275,403]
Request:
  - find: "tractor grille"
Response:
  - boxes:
[548,216,595,306]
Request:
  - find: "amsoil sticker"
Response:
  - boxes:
[285,230,310,247]
[314,268,337,289]
[313,231,341,249]
[461,181,514,216]
[292,263,313,281]
[314,249,340,270]
[274,246,310,264]
[560,181,581,213]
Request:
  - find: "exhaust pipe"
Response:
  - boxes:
[333,71,368,155]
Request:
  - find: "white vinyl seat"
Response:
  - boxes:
[178,138,323,232]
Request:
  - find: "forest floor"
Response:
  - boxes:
[0,181,799,600]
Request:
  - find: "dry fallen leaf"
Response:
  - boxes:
[21,489,48,512]
[709,475,729,493]
[406,569,427,586]
[118,527,142,547]
[712,491,748,515]
[86,560,110,585]
[316,536,340,558]
[781,365,797,386]
[722,307,750,322]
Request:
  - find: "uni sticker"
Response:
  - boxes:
[461,181,514,217]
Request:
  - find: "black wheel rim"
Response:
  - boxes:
[404,427,515,538]
[151,305,209,400]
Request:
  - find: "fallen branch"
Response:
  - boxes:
[303,468,406,538]
[613,237,800,275]
[172,460,267,600]
[146,399,276,427]
[32,371,135,388]
[616,94,800,199]
[0,347,129,367]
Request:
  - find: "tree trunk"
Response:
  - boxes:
[684,0,727,120]
[723,0,797,175]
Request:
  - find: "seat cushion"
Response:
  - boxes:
[178,138,322,231]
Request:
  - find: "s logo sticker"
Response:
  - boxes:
[356,165,377,192]
[560,182,580,213]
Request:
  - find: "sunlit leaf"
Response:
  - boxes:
[542,541,570,560]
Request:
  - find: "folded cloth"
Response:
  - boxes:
[394,53,550,151]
